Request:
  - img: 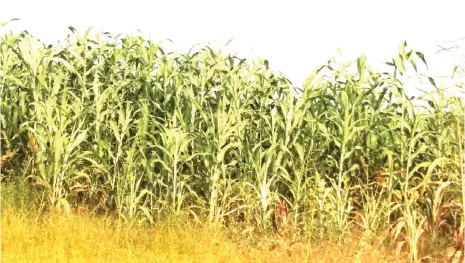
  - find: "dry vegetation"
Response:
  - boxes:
[1,20,464,262]
[2,204,408,263]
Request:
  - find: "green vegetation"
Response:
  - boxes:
[1,21,464,262]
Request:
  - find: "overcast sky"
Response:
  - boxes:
[1,0,464,89]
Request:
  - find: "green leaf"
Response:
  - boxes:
[217,142,241,163]
[428,77,437,89]
[357,54,366,76]
[415,51,428,69]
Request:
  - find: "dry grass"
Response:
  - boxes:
[1,205,410,263]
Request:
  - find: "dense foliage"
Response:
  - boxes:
[1,26,463,261]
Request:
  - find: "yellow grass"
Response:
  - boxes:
[1,205,410,263]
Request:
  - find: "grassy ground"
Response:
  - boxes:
[0,184,456,263]
[0,204,415,263]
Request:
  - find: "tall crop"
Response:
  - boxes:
[1,25,463,262]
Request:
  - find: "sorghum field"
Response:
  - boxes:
[1,21,464,262]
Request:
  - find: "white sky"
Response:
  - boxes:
[1,0,464,90]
